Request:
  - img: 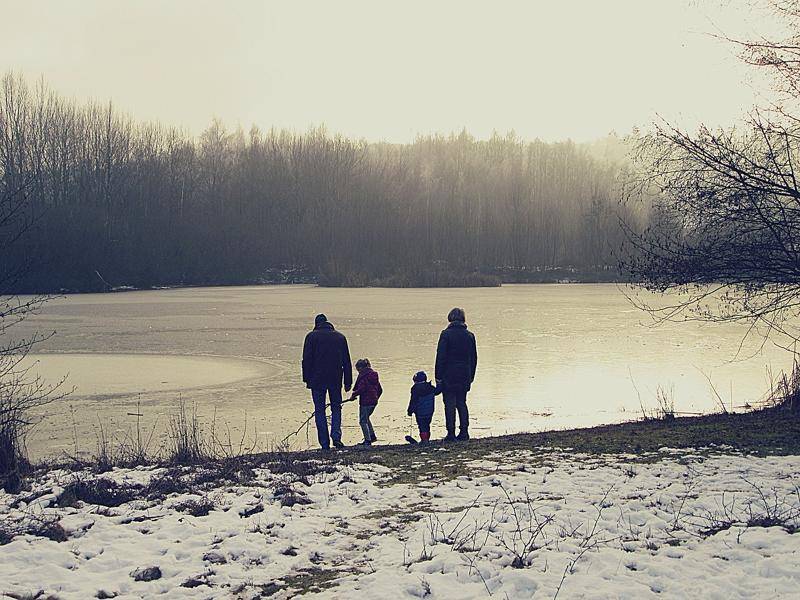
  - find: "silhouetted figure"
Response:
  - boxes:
[348,358,382,446]
[407,370,440,444]
[302,314,353,449]
[435,307,478,441]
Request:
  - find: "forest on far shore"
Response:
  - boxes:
[0,73,646,292]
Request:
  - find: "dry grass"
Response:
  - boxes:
[765,355,800,413]
[166,398,208,465]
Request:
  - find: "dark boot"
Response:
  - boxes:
[456,429,469,441]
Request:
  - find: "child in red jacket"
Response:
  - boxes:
[348,358,382,446]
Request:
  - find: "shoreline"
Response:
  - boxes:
[13,273,630,296]
[282,406,800,481]
[33,406,800,477]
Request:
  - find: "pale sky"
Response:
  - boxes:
[0,0,781,143]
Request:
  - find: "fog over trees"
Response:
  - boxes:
[0,73,641,292]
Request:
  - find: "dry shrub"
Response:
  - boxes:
[57,477,142,508]
[263,441,337,482]
[166,399,208,465]
[766,355,800,413]
[173,496,215,517]
[0,358,67,492]
[0,514,67,545]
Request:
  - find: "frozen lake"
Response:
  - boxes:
[13,284,793,457]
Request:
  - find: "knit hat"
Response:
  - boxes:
[314,313,328,326]
[413,371,427,383]
[447,307,466,323]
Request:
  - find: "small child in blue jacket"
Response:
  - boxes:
[406,371,440,444]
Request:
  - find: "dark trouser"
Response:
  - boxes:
[359,404,376,442]
[443,390,468,437]
[415,413,432,441]
[311,386,342,449]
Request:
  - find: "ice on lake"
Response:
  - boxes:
[11,284,793,457]
[24,353,271,398]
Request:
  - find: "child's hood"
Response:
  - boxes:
[359,367,379,383]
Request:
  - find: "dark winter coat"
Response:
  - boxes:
[352,367,383,407]
[302,321,353,390]
[407,381,439,418]
[434,320,478,392]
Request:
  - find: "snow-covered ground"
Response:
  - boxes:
[1,447,798,599]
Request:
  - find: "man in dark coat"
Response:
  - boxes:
[302,314,353,449]
[435,307,477,441]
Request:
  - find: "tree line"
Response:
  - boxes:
[0,73,641,292]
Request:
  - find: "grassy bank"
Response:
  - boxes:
[132,406,798,491]
[309,406,799,485]
[19,406,799,492]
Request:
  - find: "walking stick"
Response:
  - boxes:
[281,396,358,446]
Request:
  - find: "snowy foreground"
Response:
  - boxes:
[1,447,799,599]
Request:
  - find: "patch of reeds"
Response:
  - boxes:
[166,398,208,465]
[765,355,800,413]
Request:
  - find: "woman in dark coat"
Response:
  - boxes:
[434,307,478,441]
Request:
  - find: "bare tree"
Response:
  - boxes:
[0,77,69,487]
[620,0,800,351]
[0,177,65,492]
